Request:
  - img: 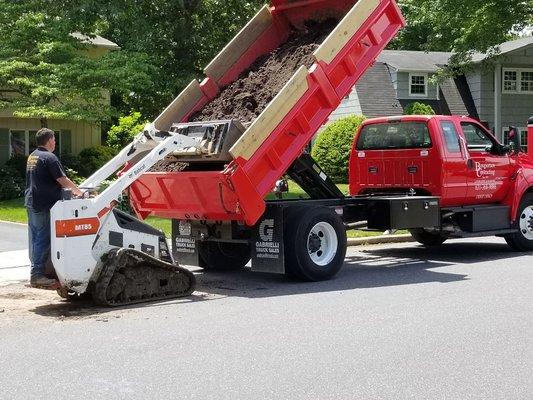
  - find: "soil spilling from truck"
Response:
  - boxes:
[190,19,337,124]
[150,19,337,172]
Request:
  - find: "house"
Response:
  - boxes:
[328,36,533,146]
[0,34,120,164]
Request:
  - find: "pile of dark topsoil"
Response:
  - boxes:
[151,19,336,172]
[190,19,337,124]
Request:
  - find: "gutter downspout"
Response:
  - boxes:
[494,63,502,141]
[527,117,533,160]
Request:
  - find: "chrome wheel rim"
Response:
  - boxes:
[307,222,338,266]
[519,205,533,240]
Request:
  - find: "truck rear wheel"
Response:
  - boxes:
[409,228,448,246]
[504,193,533,251]
[198,241,251,271]
[284,207,347,281]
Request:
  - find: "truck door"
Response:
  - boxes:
[439,120,467,206]
[460,122,512,204]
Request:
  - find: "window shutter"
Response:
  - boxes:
[61,129,72,155]
[0,128,9,164]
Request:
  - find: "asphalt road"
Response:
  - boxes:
[0,237,531,400]
[0,221,28,252]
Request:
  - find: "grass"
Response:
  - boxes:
[0,181,398,238]
[0,197,26,223]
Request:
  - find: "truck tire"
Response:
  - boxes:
[284,207,347,281]
[198,241,251,271]
[409,228,448,246]
[504,193,533,251]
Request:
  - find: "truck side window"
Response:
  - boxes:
[440,121,460,153]
[461,122,493,151]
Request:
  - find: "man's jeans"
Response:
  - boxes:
[27,208,51,279]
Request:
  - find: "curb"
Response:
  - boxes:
[347,234,414,246]
[0,220,27,227]
[0,221,414,247]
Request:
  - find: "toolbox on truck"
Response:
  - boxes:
[365,196,441,230]
[129,0,405,226]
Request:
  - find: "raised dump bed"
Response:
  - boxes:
[130,0,405,225]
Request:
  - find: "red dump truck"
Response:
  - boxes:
[49,0,532,305]
[128,0,532,281]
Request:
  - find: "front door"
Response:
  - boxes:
[439,119,467,206]
[460,122,512,204]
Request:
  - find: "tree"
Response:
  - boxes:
[43,0,264,118]
[0,0,156,125]
[106,111,147,149]
[390,0,532,64]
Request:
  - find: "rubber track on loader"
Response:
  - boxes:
[92,248,195,307]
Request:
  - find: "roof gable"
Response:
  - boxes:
[377,50,452,73]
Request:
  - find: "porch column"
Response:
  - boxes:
[494,62,502,140]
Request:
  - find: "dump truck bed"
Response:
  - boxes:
[129,0,405,225]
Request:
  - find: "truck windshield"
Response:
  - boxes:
[356,122,432,150]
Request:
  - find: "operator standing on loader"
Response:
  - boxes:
[25,128,83,288]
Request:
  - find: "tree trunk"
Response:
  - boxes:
[40,117,48,128]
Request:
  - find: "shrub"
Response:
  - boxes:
[77,145,116,177]
[4,155,27,180]
[64,167,85,185]
[0,165,25,201]
[60,154,81,172]
[311,115,366,183]
[106,112,147,150]
[403,102,435,115]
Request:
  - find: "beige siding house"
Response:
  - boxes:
[0,35,120,164]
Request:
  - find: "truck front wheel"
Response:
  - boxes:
[284,207,347,281]
[409,228,448,246]
[504,193,533,251]
[198,241,251,271]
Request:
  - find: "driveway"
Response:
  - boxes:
[0,222,30,285]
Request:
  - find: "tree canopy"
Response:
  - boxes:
[0,0,156,124]
[41,0,264,117]
[391,0,532,61]
[1,0,531,124]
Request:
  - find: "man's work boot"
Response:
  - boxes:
[30,276,59,289]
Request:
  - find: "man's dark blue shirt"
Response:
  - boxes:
[24,147,66,212]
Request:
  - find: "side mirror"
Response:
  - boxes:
[506,126,521,153]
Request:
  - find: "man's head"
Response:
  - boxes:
[36,128,56,152]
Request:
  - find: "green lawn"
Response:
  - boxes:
[0,181,391,238]
[0,198,26,223]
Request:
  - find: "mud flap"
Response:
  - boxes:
[251,204,285,274]
[172,219,200,266]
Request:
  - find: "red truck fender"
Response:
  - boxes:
[504,167,533,224]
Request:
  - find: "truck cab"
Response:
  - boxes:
[350,115,518,207]
[349,115,533,250]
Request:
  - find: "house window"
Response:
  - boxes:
[9,130,27,157]
[503,70,517,92]
[8,129,69,157]
[409,73,427,96]
[521,70,533,93]
[502,68,533,94]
